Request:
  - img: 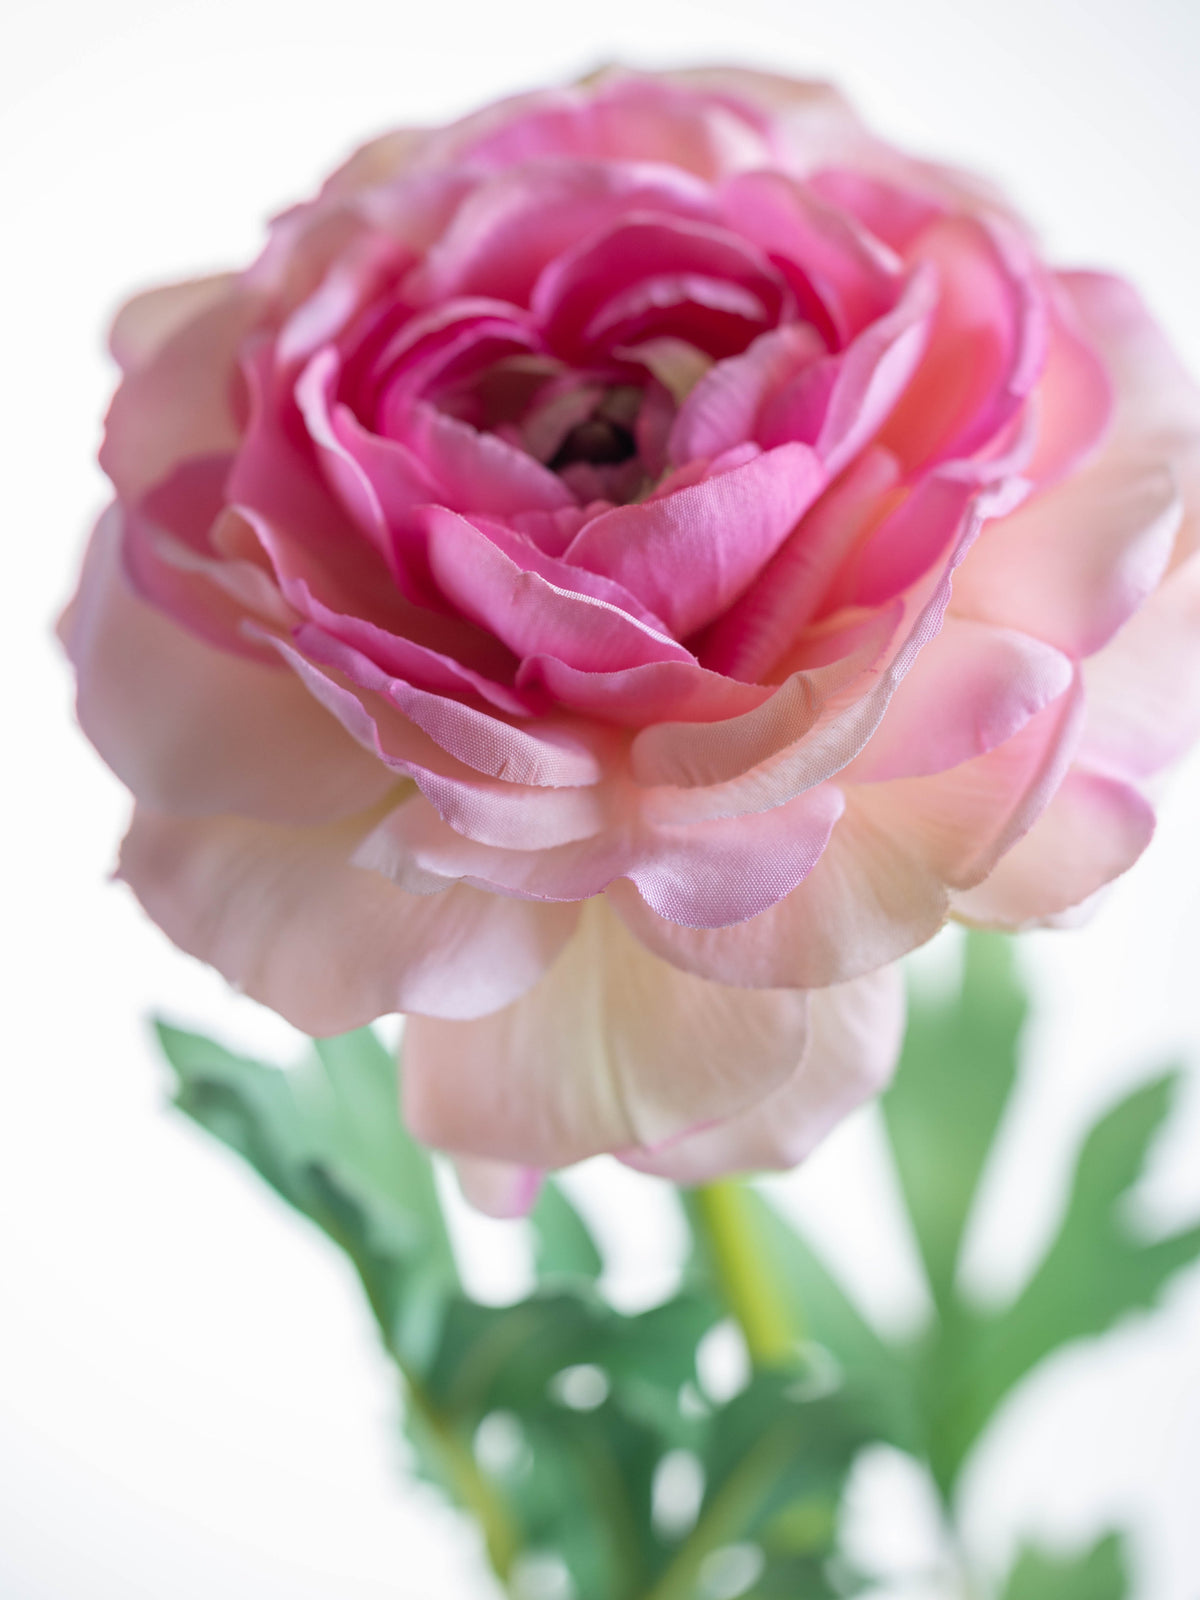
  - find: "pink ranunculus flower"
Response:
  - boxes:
[62,69,1200,1213]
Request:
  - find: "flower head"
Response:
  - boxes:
[62,69,1200,1211]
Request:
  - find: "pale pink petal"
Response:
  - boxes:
[402,901,810,1166]
[564,444,826,639]
[623,965,904,1182]
[109,274,241,374]
[59,509,392,824]
[102,286,263,501]
[267,631,606,789]
[808,169,943,254]
[1023,277,1113,487]
[846,617,1074,782]
[453,1157,543,1219]
[951,453,1182,658]
[118,805,578,1031]
[952,769,1155,928]
[1080,550,1200,779]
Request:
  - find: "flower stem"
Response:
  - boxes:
[689,1180,799,1368]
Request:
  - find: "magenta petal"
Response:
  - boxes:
[565,444,826,639]
[668,323,826,464]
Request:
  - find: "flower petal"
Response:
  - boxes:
[564,444,826,639]
[401,900,810,1166]
[59,508,391,824]
[623,964,904,1182]
[952,768,1155,929]
[118,804,579,1031]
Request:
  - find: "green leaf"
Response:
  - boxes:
[883,931,1026,1308]
[530,1179,604,1284]
[644,1374,870,1600]
[156,1021,458,1363]
[931,1072,1200,1486]
[1000,1531,1129,1600]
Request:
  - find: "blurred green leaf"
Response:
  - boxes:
[530,1178,604,1284]
[158,1022,458,1364]
[882,932,1026,1309]
[1000,1531,1129,1600]
[930,1071,1200,1487]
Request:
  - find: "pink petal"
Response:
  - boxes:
[119,805,579,1032]
[623,965,904,1182]
[519,654,771,727]
[401,901,810,1166]
[719,169,903,343]
[610,676,1081,988]
[414,161,717,307]
[532,213,783,361]
[952,769,1155,928]
[424,506,691,671]
[846,617,1074,782]
[59,508,392,824]
[758,264,937,476]
[877,215,1046,472]
[268,631,606,789]
[1023,276,1113,487]
[698,446,902,681]
[668,323,826,464]
[359,780,846,929]
[564,444,826,639]
[808,169,943,254]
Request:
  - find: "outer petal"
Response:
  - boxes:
[109,274,241,374]
[610,675,1081,987]
[101,284,263,501]
[845,616,1074,783]
[952,768,1155,929]
[623,964,904,1182]
[59,508,391,824]
[401,899,810,1166]
[950,453,1182,659]
[117,805,579,1032]
[1080,550,1200,779]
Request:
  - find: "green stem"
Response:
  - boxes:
[690,1181,799,1368]
[396,1354,520,1587]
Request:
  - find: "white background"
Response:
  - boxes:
[3,1,1200,1596]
